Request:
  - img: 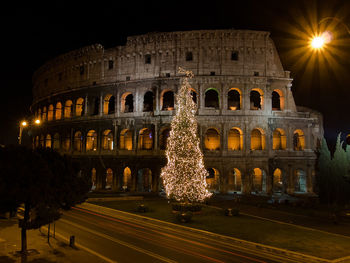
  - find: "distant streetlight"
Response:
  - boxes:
[18,119,41,145]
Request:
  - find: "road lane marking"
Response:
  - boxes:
[42,226,117,263]
[60,218,178,263]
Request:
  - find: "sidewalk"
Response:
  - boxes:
[0,218,105,263]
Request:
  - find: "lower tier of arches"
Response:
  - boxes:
[75,155,316,195]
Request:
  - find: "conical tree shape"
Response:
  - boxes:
[161,68,212,202]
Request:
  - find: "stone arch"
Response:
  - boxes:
[294,169,307,192]
[273,168,283,192]
[273,128,286,150]
[161,90,174,110]
[122,167,132,190]
[42,106,47,121]
[250,88,263,110]
[91,168,97,190]
[159,127,171,150]
[121,92,134,113]
[120,129,133,150]
[138,128,153,150]
[272,89,284,111]
[53,133,60,150]
[293,129,305,151]
[105,168,113,190]
[48,104,54,121]
[205,88,219,109]
[227,88,241,110]
[45,134,52,148]
[63,133,71,152]
[55,102,62,120]
[137,168,153,192]
[102,130,113,150]
[228,168,242,192]
[103,94,115,115]
[252,168,267,193]
[91,96,100,115]
[64,100,73,118]
[204,128,220,150]
[73,131,83,152]
[75,97,84,116]
[251,128,266,150]
[143,91,154,112]
[228,127,243,150]
[86,130,97,151]
[206,168,220,192]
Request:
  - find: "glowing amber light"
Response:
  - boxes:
[21,121,27,127]
[35,119,41,125]
[311,36,325,49]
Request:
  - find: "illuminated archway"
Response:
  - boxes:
[63,134,71,152]
[42,107,47,121]
[205,128,220,150]
[228,168,242,192]
[159,127,171,150]
[205,88,219,108]
[138,128,153,150]
[64,100,73,118]
[86,130,97,151]
[273,128,286,150]
[120,129,132,150]
[73,131,83,152]
[161,90,174,110]
[228,127,243,150]
[273,168,283,192]
[45,134,52,148]
[295,169,307,192]
[123,167,132,190]
[53,133,60,150]
[35,136,39,148]
[91,168,97,190]
[75,98,84,116]
[102,130,113,150]
[251,128,265,150]
[55,102,62,120]
[227,88,241,110]
[48,104,54,121]
[293,129,305,151]
[121,92,133,113]
[105,168,113,190]
[103,94,115,115]
[250,89,263,110]
[272,89,284,111]
[252,168,266,193]
[206,168,220,191]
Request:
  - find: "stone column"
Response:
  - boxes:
[99,94,103,116]
[154,123,159,152]
[84,95,89,116]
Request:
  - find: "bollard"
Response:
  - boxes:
[69,235,75,247]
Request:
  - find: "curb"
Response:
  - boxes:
[78,202,342,263]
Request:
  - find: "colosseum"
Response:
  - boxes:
[31,29,323,196]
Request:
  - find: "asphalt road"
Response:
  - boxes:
[53,207,287,263]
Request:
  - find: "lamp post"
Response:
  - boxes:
[18,119,41,145]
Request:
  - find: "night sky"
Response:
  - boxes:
[1,0,349,148]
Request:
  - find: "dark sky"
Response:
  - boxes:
[1,0,349,147]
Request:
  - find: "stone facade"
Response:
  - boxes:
[31,29,323,195]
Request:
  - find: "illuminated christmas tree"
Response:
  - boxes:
[160,68,212,203]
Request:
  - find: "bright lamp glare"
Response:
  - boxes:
[21,121,27,127]
[311,36,325,49]
[35,119,41,124]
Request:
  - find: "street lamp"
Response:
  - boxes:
[18,119,41,145]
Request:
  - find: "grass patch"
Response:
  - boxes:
[89,198,350,260]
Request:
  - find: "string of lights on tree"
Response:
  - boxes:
[160,68,212,203]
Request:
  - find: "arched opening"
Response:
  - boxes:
[252,168,266,193]
[102,130,113,150]
[103,94,115,115]
[161,90,174,110]
[55,102,62,120]
[227,89,241,110]
[53,133,60,150]
[86,130,97,151]
[205,89,219,109]
[105,168,113,190]
[48,105,54,121]
[228,168,242,192]
[159,127,171,150]
[137,168,152,192]
[272,90,284,111]
[138,128,153,150]
[295,169,307,192]
[293,129,305,151]
[73,131,83,152]
[251,128,265,150]
[123,167,132,191]
[35,136,39,148]
[120,129,133,150]
[42,107,47,121]
[75,98,84,116]
[206,168,220,192]
[190,89,198,104]
[91,168,97,190]
[273,128,286,150]
[45,134,51,148]
[143,91,154,112]
[205,128,220,150]
[228,127,243,150]
[91,97,99,116]
[64,100,73,118]
[273,168,283,192]
[63,134,71,152]
[346,134,350,145]
[121,93,133,113]
[250,89,263,110]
